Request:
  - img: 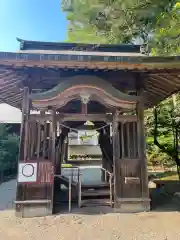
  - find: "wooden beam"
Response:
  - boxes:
[0,91,23,99]
[0,78,22,91]
[152,75,180,87]
[62,113,112,122]
[4,94,22,102]
[147,80,167,94]
[29,113,137,123]
[0,72,21,83]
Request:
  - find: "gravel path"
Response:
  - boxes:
[0,208,180,240]
[0,180,180,240]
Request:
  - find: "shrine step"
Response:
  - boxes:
[81,189,110,197]
[81,198,112,207]
[81,182,110,190]
[80,182,112,207]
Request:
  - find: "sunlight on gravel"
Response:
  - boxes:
[0,209,180,240]
[0,179,180,240]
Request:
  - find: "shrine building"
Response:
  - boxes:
[0,38,180,217]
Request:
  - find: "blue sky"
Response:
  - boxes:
[0,0,68,51]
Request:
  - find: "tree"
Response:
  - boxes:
[151,2,180,55]
[62,0,176,45]
[145,107,174,170]
[153,94,180,178]
[61,0,180,172]
[0,124,19,179]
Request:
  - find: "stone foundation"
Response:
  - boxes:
[114,198,151,213]
[15,202,52,218]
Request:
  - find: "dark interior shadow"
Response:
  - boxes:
[54,187,180,216]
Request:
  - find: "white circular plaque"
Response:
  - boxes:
[22,164,35,178]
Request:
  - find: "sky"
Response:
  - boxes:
[0,0,68,52]
[0,0,68,122]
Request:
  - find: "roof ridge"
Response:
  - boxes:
[16,38,142,53]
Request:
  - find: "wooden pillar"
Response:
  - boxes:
[18,87,30,162]
[16,87,30,217]
[43,122,48,159]
[50,109,56,213]
[112,111,120,200]
[137,101,149,200]
[50,109,56,164]
[55,124,62,175]
[113,107,150,213]
[36,122,41,158]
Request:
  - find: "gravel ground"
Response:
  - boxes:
[1,180,180,240]
[0,209,180,240]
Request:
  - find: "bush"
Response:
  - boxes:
[0,124,19,178]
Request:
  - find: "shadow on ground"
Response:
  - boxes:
[54,192,180,216]
[0,179,16,211]
[1,179,179,215]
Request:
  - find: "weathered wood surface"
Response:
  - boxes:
[16,160,54,217]
[29,113,137,123]
[113,106,150,211]
[137,94,149,198]
[16,87,30,216]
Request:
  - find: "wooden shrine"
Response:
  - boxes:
[0,38,180,217]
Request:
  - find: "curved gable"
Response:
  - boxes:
[30,76,140,110]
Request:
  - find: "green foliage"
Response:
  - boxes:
[0,124,19,171]
[145,94,180,172]
[151,2,180,55]
[62,0,176,45]
[61,0,180,170]
[145,107,174,168]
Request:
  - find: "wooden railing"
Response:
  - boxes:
[101,168,114,207]
[56,166,81,212]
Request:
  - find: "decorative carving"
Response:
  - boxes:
[80,93,90,104]
[30,76,140,110]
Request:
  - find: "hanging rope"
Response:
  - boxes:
[58,122,111,132]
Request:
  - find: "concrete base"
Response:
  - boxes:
[15,203,52,218]
[114,198,151,213]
